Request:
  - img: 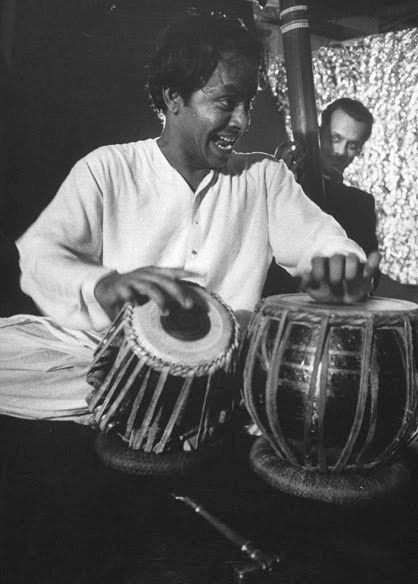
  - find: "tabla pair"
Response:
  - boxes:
[87,282,418,502]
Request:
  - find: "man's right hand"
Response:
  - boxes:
[94,266,198,321]
[301,252,381,305]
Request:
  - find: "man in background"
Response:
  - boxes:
[319,97,378,258]
[263,97,379,296]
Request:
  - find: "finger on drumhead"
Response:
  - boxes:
[152,277,196,311]
[345,275,366,300]
[301,256,329,291]
[149,268,201,309]
[344,253,363,281]
[131,280,168,314]
[311,256,329,283]
[328,254,346,284]
[185,284,210,313]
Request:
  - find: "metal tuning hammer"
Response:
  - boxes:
[171,493,282,582]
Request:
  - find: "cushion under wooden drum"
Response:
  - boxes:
[94,431,225,477]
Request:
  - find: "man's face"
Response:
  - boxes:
[320,108,369,176]
[174,54,259,171]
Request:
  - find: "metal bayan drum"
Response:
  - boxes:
[242,294,418,502]
[87,284,240,474]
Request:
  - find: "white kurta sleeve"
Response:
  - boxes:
[266,161,367,274]
[17,159,114,331]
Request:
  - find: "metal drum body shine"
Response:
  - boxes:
[242,294,418,473]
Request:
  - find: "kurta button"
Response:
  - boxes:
[192,250,197,255]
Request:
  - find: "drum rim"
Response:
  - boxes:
[257,294,418,327]
[260,293,418,316]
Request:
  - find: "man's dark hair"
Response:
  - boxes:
[321,98,374,143]
[146,11,265,117]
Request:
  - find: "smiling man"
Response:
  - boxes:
[265,97,379,296]
[17,13,379,340]
[156,51,258,190]
[0,11,382,422]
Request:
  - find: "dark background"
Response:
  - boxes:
[0,3,417,583]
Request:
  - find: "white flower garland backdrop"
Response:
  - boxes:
[268,28,418,285]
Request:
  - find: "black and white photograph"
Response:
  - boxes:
[0,1,417,582]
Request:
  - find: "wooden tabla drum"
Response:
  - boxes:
[242,294,418,504]
[87,283,240,476]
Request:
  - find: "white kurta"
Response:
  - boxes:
[17,139,365,332]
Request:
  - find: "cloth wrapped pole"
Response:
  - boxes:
[279,0,325,207]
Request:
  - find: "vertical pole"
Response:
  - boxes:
[279,1,324,208]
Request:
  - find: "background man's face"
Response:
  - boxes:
[320,108,368,176]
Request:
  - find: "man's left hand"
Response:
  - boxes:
[301,252,381,304]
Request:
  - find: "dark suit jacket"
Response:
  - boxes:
[262,179,379,297]
[322,180,378,257]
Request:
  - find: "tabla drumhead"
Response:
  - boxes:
[128,286,235,367]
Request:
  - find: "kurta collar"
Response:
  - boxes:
[152,138,218,195]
